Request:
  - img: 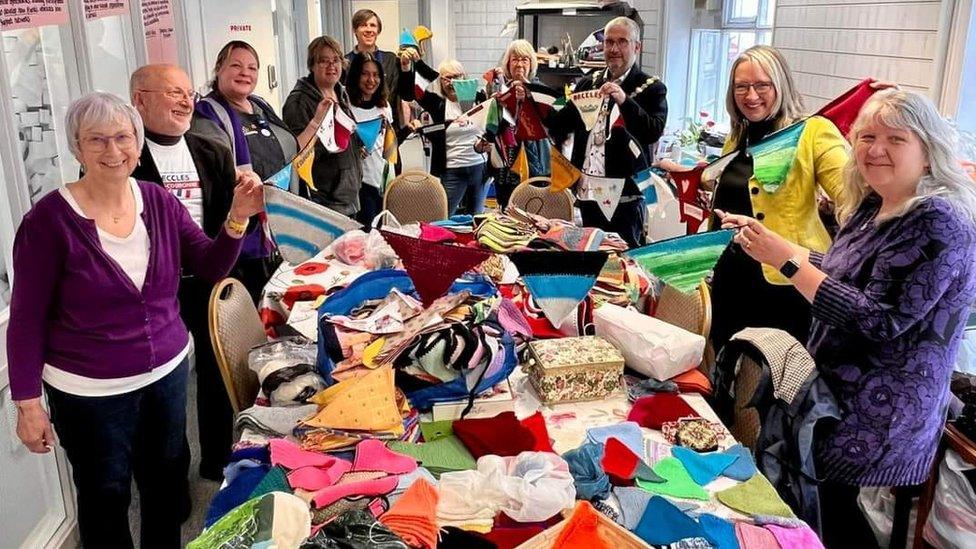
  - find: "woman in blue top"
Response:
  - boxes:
[9,92,263,548]
[717,89,976,547]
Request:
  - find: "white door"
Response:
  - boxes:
[199,0,283,110]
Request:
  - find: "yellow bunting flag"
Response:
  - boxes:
[549,144,582,192]
[293,137,316,191]
[512,145,530,183]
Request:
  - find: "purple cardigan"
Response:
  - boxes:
[808,194,976,486]
[7,181,243,400]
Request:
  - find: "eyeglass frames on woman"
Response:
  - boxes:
[733,82,774,96]
[81,133,137,152]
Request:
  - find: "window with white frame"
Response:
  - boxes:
[686,0,775,128]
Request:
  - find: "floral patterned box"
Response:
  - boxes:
[525,336,625,404]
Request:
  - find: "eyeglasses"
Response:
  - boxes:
[81,133,137,152]
[316,57,342,67]
[604,38,633,51]
[509,56,532,66]
[733,82,774,96]
[138,88,197,102]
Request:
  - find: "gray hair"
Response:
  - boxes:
[837,89,976,226]
[725,45,806,149]
[437,59,465,77]
[66,91,145,159]
[500,39,537,81]
[604,16,640,43]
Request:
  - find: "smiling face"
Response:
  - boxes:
[854,116,929,198]
[133,66,194,136]
[312,46,343,88]
[603,24,639,78]
[354,16,380,50]
[77,117,140,180]
[216,46,259,101]
[358,60,381,99]
[732,60,777,122]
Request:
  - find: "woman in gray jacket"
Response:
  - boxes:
[282,35,363,216]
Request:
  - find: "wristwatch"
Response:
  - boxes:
[779,256,802,278]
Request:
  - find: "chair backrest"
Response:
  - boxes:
[383,170,449,224]
[208,278,267,414]
[655,281,711,337]
[507,177,574,221]
[731,353,764,451]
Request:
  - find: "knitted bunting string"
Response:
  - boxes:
[354,117,383,150]
[496,87,548,141]
[265,164,294,191]
[293,135,316,190]
[317,102,355,153]
[748,122,806,193]
[380,230,491,306]
[578,174,625,222]
[816,78,877,139]
[625,230,734,294]
[509,250,608,326]
[263,186,362,264]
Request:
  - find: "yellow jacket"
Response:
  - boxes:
[718,115,848,284]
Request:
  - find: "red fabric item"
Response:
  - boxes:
[671,369,712,396]
[381,230,491,306]
[601,437,639,486]
[519,411,555,453]
[419,223,456,243]
[452,411,537,458]
[667,166,709,235]
[627,393,701,430]
[496,88,549,141]
[816,78,877,139]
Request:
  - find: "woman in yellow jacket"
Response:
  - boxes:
[708,45,848,351]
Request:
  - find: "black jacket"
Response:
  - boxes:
[545,66,667,197]
[131,123,236,238]
[398,63,487,178]
[281,75,363,216]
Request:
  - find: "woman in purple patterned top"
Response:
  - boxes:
[716,89,976,547]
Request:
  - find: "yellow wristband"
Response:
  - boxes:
[226,217,248,235]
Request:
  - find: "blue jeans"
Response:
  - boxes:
[441,163,488,216]
[46,359,191,549]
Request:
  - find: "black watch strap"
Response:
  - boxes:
[779,258,801,278]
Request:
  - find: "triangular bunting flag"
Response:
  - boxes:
[264,185,362,264]
[571,90,604,132]
[380,230,491,306]
[578,174,625,222]
[671,446,738,486]
[383,119,399,166]
[816,78,876,138]
[317,103,355,153]
[292,138,317,191]
[266,163,295,191]
[496,87,548,141]
[399,28,419,50]
[633,168,660,205]
[549,145,582,192]
[509,251,608,326]
[747,121,806,193]
[486,98,501,136]
[452,78,479,103]
[354,117,384,150]
[454,99,491,133]
[526,82,562,118]
[512,145,530,183]
[625,230,734,294]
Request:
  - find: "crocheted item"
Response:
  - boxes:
[635,457,709,501]
[675,419,721,452]
[627,393,701,430]
[521,411,556,453]
[381,230,491,306]
[671,446,738,486]
[496,87,549,142]
[311,472,398,509]
[510,250,608,326]
[264,186,361,264]
[419,420,454,442]
[816,78,877,140]
[716,473,796,518]
[634,496,709,546]
[625,230,734,294]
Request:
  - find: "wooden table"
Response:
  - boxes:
[912,423,976,548]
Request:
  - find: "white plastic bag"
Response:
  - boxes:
[924,449,976,548]
[594,303,704,380]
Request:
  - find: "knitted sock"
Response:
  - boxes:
[672,446,738,486]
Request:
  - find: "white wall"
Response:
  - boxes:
[631,0,663,75]
[452,0,522,76]
[772,0,949,110]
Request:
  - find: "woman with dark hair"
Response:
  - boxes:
[347,53,396,225]
[282,35,363,215]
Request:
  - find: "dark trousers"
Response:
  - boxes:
[579,198,646,249]
[178,275,233,478]
[46,359,190,549]
[819,481,880,549]
[356,184,383,226]
[442,163,488,216]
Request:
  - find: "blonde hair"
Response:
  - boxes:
[437,59,465,77]
[725,45,806,149]
[500,39,537,81]
[837,89,976,226]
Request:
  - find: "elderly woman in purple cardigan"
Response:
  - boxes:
[8,91,263,548]
[717,89,976,548]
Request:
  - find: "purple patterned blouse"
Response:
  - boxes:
[808,193,976,486]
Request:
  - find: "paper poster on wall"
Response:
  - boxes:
[0,0,68,31]
[83,0,129,21]
[142,0,177,64]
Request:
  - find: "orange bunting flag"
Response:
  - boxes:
[549,144,582,193]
